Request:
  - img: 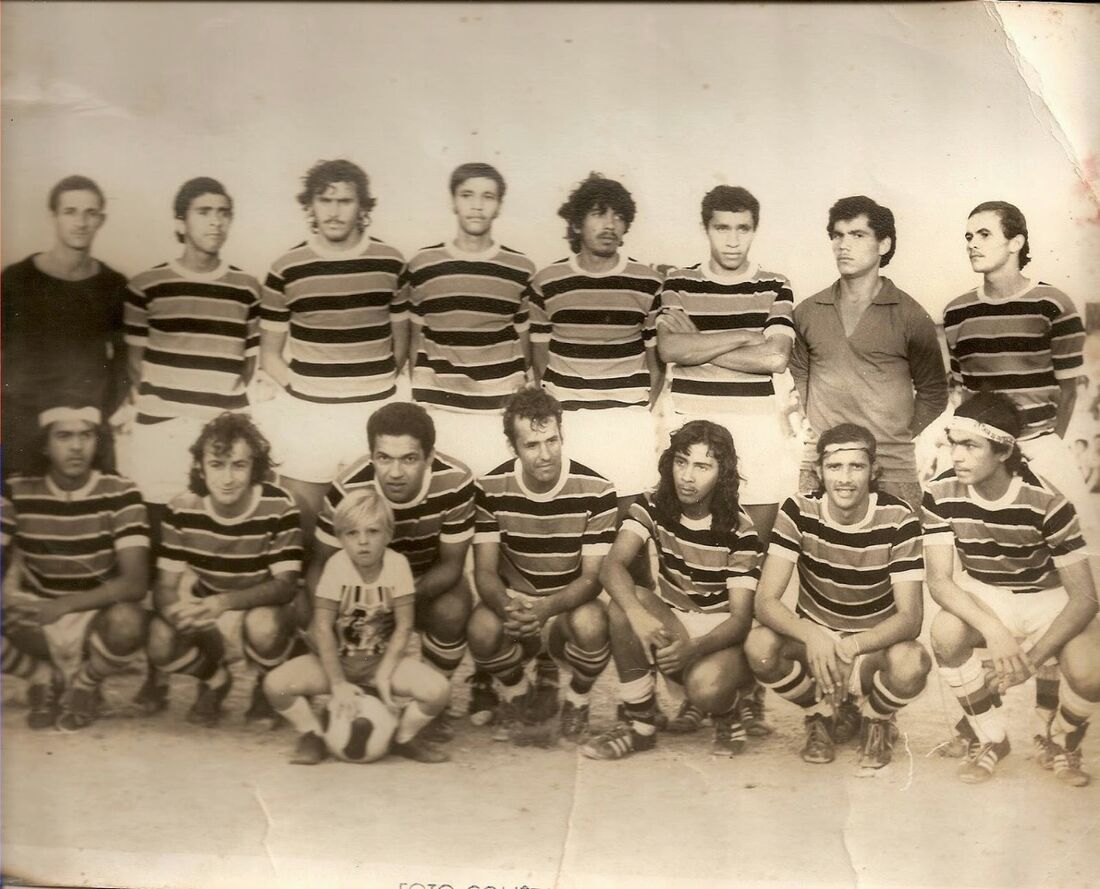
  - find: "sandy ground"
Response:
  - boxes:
[3,649,1098,889]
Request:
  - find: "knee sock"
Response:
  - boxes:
[1050,682,1099,751]
[474,639,529,699]
[619,674,657,736]
[758,660,821,711]
[862,671,920,719]
[277,697,322,735]
[564,640,611,701]
[396,700,435,744]
[939,655,1005,744]
[421,632,467,678]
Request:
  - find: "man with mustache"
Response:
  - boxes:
[253,159,409,538]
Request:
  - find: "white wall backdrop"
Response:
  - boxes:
[3,3,1097,319]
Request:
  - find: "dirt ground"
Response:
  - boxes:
[3,644,1098,889]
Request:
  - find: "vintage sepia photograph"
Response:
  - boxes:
[2,3,1099,888]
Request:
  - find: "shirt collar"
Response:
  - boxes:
[814,276,900,305]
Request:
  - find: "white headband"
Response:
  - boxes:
[946,415,1015,447]
[821,443,873,458]
[38,406,101,428]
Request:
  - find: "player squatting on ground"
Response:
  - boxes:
[1,169,1096,785]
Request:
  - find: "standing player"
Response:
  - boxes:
[1,401,149,731]
[926,393,1100,787]
[254,160,408,535]
[581,421,763,760]
[124,177,260,521]
[746,423,931,773]
[468,388,616,741]
[2,176,129,477]
[404,162,537,477]
[790,196,947,512]
[528,172,664,518]
[146,414,303,727]
[313,402,475,733]
[265,488,450,765]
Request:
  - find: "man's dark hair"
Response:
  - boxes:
[48,175,105,213]
[969,201,1030,269]
[557,172,636,253]
[188,412,274,496]
[450,162,506,200]
[952,392,1025,475]
[32,404,109,476]
[827,195,896,267]
[297,159,377,232]
[502,387,562,449]
[367,402,436,456]
[812,422,881,495]
[173,177,232,243]
[654,420,743,536]
[701,185,759,229]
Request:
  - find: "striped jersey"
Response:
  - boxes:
[528,255,662,409]
[260,237,407,404]
[921,466,1086,593]
[474,458,617,596]
[405,242,536,412]
[158,482,303,596]
[621,494,762,614]
[1,472,148,598]
[124,260,260,421]
[769,491,924,633]
[316,451,475,577]
[943,282,1085,440]
[658,263,795,415]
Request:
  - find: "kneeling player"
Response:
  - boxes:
[746,423,930,773]
[146,413,304,727]
[2,402,149,730]
[582,421,763,760]
[265,489,450,764]
[468,388,615,742]
[926,393,1100,787]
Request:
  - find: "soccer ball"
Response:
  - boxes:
[319,692,398,763]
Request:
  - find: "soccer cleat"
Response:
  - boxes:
[1050,743,1090,788]
[422,711,456,743]
[580,722,657,761]
[666,700,705,734]
[712,711,747,757]
[26,681,62,730]
[186,675,233,727]
[56,685,103,732]
[559,701,590,742]
[1033,733,1056,770]
[132,670,170,716]
[492,693,530,742]
[466,672,499,727]
[855,715,898,774]
[391,736,451,763]
[957,737,1011,784]
[800,714,836,764]
[530,658,560,723]
[290,731,327,766]
[832,699,862,745]
[741,683,774,738]
[244,679,280,729]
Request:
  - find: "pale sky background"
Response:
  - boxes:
[3,2,1098,321]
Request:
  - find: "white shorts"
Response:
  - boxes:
[958,572,1068,666]
[671,409,789,505]
[1021,432,1100,553]
[673,609,728,641]
[251,390,399,484]
[424,406,513,479]
[560,406,658,498]
[128,417,208,505]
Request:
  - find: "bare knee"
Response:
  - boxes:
[243,606,288,653]
[930,611,974,666]
[99,603,148,655]
[744,626,784,681]
[466,605,505,657]
[685,649,745,714]
[146,616,178,667]
[884,640,931,694]
[1059,619,1100,700]
[425,586,473,637]
[567,600,609,649]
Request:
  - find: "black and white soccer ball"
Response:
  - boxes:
[319,692,397,763]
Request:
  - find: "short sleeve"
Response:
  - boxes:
[111,483,150,551]
[473,483,501,544]
[440,479,476,544]
[260,267,291,330]
[1043,493,1087,568]
[725,511,763,591]
[315,481,345,549]
[642,292,660,349]
[387,550,417,602]
[767,497,803,563]
[1,482,17,550]
[315,551,349,602]
[888,511,925,582]
[763,276,796,340]
[157,505,188,573]
[267,497,304,577]
[580,485,619,556]
[123,283,149,346]
[621,497,657,544]
[389,260,410,321]
[1049,290,1086,381]
[527,277,551,343]
[244,281,261,357]
[920,485,955,548]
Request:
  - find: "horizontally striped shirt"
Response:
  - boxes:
[769,491,924,633]
[124,260,260,421]
[1,472,148,598]
[474,458,617,596]
[943,282,1085,440]
[528,255,662,409]
[405,242,536,412]
[158,482,303,596]
[922,466,1085,593]
[621,495,762,614]
[316,452,475,577]
[658,262,795,415]
[260,237,407,404]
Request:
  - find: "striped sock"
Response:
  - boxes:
[421,632,467,678]
[1,636,47,680]
[72,660,108,694]
[244,636,295,673]
[862,671,920,718]
[1050,682,1099,751]
[759,660,818,709]
[564,640,611,695]
[475,639,527,688]
[939,656,1005,744]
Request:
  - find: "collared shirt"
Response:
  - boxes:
[789,277,947,481]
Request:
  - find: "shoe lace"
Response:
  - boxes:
[808,716,831,749]
[862,720,885,756]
